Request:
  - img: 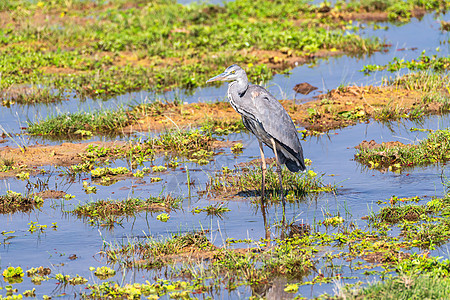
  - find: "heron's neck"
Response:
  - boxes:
[229,77,248,98]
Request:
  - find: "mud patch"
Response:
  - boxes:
[127,84,449,134]
[124,102,240,133]
[35,190,67,199]
[356,140,406,150]
[0,141,126,177]
[362,250,410,264]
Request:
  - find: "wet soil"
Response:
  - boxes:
[0,136,239,178]
[124,102,239,133]
[326,8,427,22]
[362,250,411,264]
[0,141,126,178]
[0,141,125,169]
[356,140,406,150]
[35,190,67,199]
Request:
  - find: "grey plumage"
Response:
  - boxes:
[207,64,306,173]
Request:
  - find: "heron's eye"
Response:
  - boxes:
[231,70,236,74]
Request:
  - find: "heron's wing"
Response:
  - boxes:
[246,85,304,157]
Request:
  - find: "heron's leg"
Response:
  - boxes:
[259,141,271,245]
[258,141,266,201]
[270,138,286,229]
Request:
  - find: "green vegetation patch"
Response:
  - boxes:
[337,0,448,21]
[27,107,135,136]
[66,128,218,176]
[362,52,450,74]
[389,71,450,107]
[339,274,450,300]
[149,129,215,164]
[105,230,313,286]
[355,129,450,171]
[0,0,389,100]
[207,163,335,200]
[1,86,66,106]
[71,196,181,224]
[368,194,450,249]
[0,157,15,173]
[105,231,215,269]
[368,196,429,224]
[0,191,44,214]
[84,279,210,299]
[26,100,245,137]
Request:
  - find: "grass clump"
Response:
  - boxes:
[1,86,66,106]
[368,196,428,224]
[367,194,450,249]
[389,71,450,107]
[71,196,181,224]
[362,52,450,74]
[105,231,215,269]
[91,166,129,178]
[207,163,334,200]
[104,231,313,286]
[27,108,135,136]
[339,274,450,300]
[0,157,15,172]
[147,129,215,162]
[355,129,450,170]
[0,191,44,214]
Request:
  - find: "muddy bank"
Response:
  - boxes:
[127,84,449,133]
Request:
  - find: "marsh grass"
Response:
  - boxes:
[0,157,15,172]
[27,107,135,136]
[207,163,335,200]
[207,239,312,283]
[71,196,181,223]
[1,0,390,99]
[389,71,450,106]
[1,86,66,106]
[362,53,450,74]
[355,129,450,170]
[200,118,245,135]
[0,191,43,214]
[371,204,429,224]
[104,230,313,287]
[105,231,214,268]
[65,129,218,176]
[367,194,450,249]
[148,129,215,161]
[341,275,450,300]
[27,100,244,137]
[191,203,231,218]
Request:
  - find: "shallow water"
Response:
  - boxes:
[1,8,450,299]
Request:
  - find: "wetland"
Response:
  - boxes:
[1,0,450,299]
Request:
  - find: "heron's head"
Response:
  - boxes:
[206,64,246,83]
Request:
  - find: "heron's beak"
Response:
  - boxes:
[206,72,227,83]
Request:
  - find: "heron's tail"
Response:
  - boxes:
[279,150,306,173]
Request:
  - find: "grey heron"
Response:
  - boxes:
[206,64,306,206]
